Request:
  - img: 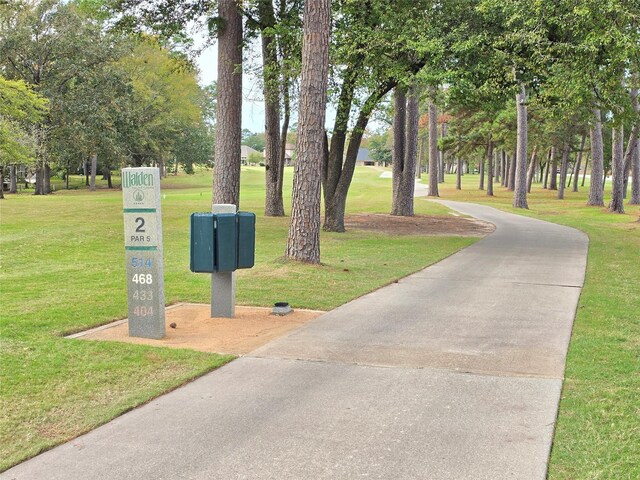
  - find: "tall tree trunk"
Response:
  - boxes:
[558,142,570,200]
[456,157,462,190]
[513,85,528,208]
[276,0,292,205]
[416,134,426,179]
[286,0,330,263]
[479,150,485,190]
[33,126,47,195]
[427,86,439,197]
[323,80,394,231]
[9,165,17,193]
[494,149,500,183]
[630,129,640,204]
[44,163,51,193]
[572,132,586,192]
[507,152,516,191]
[213,0,243,206]
[89,153,97,191]
[391,84,417,215]
[321,55,362,232]
[106,169,113,189]
[623,86,639,198]
[277,80,291,209]
[259,0,285,216]
[85,160,89,186]
[391,87,407,213]
[501,151,508,187]
[527,145,538,193]
[543,147,553,189]
[157,158,165,179]
[549,147,558,190]
[400,84,419,215]
[581,153,589,187]
[608,125,625,213]
[486,140,494,196]
[34,165,43,195]
[0,168,4,199]
[438,122,446,183]
[587,108,605,206]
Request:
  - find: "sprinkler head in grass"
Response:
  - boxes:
[272,302,293,316]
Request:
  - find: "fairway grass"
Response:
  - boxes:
[0,167,477,471]
[2,168,637,478]
[431,174,639,480]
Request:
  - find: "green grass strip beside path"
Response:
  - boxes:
[430,174,639,480]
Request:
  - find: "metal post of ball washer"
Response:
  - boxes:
[211,203,236,318]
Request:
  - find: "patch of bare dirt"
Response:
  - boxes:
[343,214,494,236]
[73,304,323,355]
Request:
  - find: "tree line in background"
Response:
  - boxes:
[2,0,639,264]
[209,0,638,262]
[0,0,216,198]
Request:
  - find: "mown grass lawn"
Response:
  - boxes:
[0,166,477,471]
[431,173,640,480]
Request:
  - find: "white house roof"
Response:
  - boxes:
[241,145,262,158]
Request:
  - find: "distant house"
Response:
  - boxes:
[284,143,295,166]
[355,148,374,166]
[241,145,263,165]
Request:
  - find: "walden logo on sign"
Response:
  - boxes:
[133,190,145,202]
[123,171,154,189]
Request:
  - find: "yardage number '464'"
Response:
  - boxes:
[133,306,153,317]
[132,273,153,284]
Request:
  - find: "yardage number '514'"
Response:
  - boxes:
[131,273,153,284]
[131,257,153,268]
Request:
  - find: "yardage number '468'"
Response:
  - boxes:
[132,273,153,284]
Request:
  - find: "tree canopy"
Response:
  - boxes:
[0,76,48,165]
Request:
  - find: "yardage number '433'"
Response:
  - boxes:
[132,290,153,301]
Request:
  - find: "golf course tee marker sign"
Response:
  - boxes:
[122,167,166,339]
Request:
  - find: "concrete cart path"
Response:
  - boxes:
[3,202,588,480]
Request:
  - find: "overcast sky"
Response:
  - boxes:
[195,39,340,135]
[196,43,269,133]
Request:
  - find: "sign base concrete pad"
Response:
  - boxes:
[68,304,323,355]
